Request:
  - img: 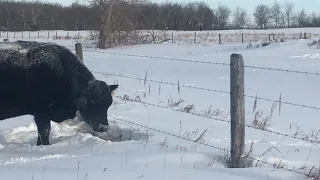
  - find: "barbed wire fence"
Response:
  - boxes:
[0,30,319,44]
[0,36,317,177]
[71,42,320,178]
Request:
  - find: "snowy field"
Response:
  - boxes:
[1,29,320,179]
[1,27,320,44]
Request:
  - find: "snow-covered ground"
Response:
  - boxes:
[1,30,320,179]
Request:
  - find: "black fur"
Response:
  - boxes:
[0,40,118,146]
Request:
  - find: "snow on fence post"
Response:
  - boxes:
[75,43,83,64]
[230,53,245,168]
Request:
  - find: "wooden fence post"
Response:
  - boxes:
[171,33,174,43]
[194,32,196,43]
[304,32,307,39]
[219,33,221,44]
[230,53,245,168]
[75,43,83,64]
[268,34,271,41]
[3,39,8,42]
[241,33,244,43]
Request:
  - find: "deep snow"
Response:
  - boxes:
[0,29,320,179]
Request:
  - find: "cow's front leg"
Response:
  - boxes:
[34,114,51,146]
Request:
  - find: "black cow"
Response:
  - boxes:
[0,40,118,146]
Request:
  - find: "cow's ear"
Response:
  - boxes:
[109,84,118,92]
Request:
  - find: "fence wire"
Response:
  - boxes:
[109,115,307,177]
[92,71,320,111]
[115,95,320,145]
[82,49,229,66]
[83,49,320,76]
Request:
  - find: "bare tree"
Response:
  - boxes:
[297,9,307,27]
[232,6,248,29]
[279,12,286,27]
[215,3,231,29]
[284,1,294,28]
[271,0,281,28]
[253,4,270,29]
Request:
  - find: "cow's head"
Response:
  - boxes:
[77,80,118,132]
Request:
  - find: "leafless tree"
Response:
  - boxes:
[215,3,231,29]
[297,9,307,27]
[232,6,248,29]
[254,4,270,29]
[89,0,117,49]
[271,0,281,28]
[284,1,294,28]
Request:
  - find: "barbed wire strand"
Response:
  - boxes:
[108,115,229,152]
[82,49,229,66]
[92,71,230,95]
[109,115,307,177]
[92,71,320,110]
[82,49,320,76]
[115,95,320,145]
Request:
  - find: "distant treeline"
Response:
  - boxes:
[0,0,319,32]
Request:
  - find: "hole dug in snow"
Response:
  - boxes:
[0,116,150,147]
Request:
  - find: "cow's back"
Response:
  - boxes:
[0,47,33,119]
[0,41,95,121]
[25,43,96,121]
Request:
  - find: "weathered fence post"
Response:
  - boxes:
[241,33,244,43]
[171,33,174,43]
[75,43,83,64]
[268,34,271,41]
[194,32,196,43]
[230,53,245,168]
[304,32,307,39]
[219,33,221,44]
[3,39,8,42]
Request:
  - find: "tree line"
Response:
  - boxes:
[0,0,319,32]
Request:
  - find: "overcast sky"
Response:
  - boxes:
[40,0,320,15]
